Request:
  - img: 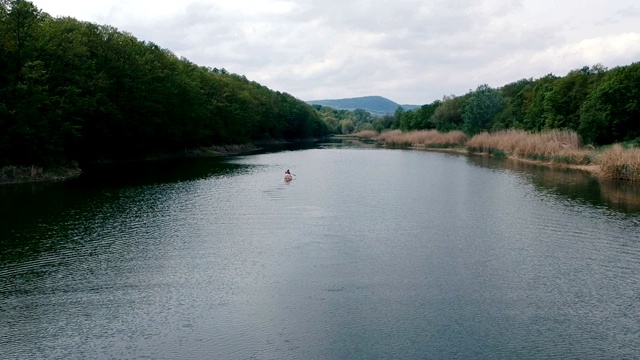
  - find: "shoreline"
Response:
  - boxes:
[336,135,606,178]
[0,144,259,185]
[408,145,603,177]
[353,129,640,182]
[0,165,83,185]
[0,140,312,185]
[0,139,610,185]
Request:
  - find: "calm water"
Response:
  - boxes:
[1,142,640,359]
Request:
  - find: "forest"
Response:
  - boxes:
[0,0,328,168]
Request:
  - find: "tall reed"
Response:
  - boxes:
[0,165,44,183]
[353,130,378,139]
[465,130,592,164]
[357,129,467,148]
[352,129,640,182]
[597,145,640,181]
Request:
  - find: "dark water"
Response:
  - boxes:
[1,142,640,359]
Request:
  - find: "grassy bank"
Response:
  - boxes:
[0,164,82,184]
[353,129,640,182]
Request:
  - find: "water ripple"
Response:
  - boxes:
[2,149,640,359]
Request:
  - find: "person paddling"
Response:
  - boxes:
[284,169,293,181]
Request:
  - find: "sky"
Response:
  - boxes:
[29,0,640,105]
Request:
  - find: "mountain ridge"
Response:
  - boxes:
[306,95,420,116]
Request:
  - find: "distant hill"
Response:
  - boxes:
[307,96,420,116]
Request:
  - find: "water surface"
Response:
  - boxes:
[1,144,639,359]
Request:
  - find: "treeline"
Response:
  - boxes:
[311,105,395,134]
[393,63,640,146]
[0,0,328,167]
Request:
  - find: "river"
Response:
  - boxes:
[1,141,639,359]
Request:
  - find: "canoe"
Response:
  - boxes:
[284,174,293,182]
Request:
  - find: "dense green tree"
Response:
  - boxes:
[394,106,407,130]
[431,95,463,132]
[495,78,532,130]
[411,101,440,130]
[543,65,606,131]
[313,105,359,134]
[341,119,355,134]
[373,115,394,132]
[520,74,558,131]
[579,62,640,145]
[0,0,58,165]
[462,84,503,135]
[353,108,371,125]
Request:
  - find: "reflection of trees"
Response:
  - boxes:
[466,155,640,213]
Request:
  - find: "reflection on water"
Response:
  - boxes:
[318,136,379,149]
[1,144,640,359]
[74,157,246,187]
[467,155,640,214]
[0,158,250,266]
[598,179,640,213]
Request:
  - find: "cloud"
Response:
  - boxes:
[615,6,640,18]
[30,0,640,104]
[530,32,640,71]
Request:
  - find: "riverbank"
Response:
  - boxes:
[0,165,83,184]
[0,143,263,185]
[352,129,640,182]
[416,145,602,177]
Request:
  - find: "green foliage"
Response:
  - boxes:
[411,101,439,130]
[391,100,443,132]
[462,84,503,135]
[521,74,558,131]
[313,105,359,134]
[341,119,355,134]
[372,115,394,132]
[543,65,605,131]
[494,78,532,129]
[0,1,328,166]
[431,95,463,132]
[579,62,640,145]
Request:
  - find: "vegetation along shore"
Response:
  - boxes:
[0,144,261,184]
[353,129,640,182]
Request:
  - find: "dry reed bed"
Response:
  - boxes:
[360,129,467,147]
[598,145,640,182]
[354,129,640,181]
[465,130,593,165]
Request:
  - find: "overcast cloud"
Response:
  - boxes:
[30,0,640,104]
